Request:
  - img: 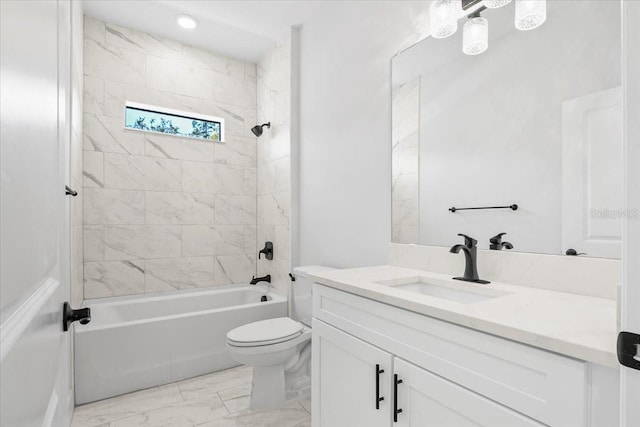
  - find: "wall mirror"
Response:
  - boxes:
[391,0,623,258]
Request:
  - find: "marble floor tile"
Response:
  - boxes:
[177,365,253,401]
[109,395,228,427]
[299,397,311,414]
[71,366,311,427]
[71,383,184,426]
[218,383,252,414]
[198,402,311,427]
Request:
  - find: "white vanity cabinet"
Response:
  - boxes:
[392,357,543,427]
[312,320,393,427]
[313,320,544,427]
[312,284,618,427]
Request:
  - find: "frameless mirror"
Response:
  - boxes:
[391,0,623,258]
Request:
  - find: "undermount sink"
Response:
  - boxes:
[376,276,510,304]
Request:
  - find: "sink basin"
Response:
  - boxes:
[376,276,510,304]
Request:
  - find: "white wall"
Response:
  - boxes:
[298,1,429,268]
[621,1,640,422]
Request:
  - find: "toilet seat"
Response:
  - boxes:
[227,317,304,347]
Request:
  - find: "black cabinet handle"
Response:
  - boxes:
[394,374,403,422]
[375,364,384,409]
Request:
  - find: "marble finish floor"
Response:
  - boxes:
[71,366,311,427]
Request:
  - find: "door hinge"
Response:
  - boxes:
[617,331,640,370]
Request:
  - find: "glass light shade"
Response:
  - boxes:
[430,0,458,39]
[515,0,546,31]
[177,14,198,29]
[484,0,512,8]
[463,17,488,55]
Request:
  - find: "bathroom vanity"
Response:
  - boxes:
[372,2,625,423]
[309,257,620,427]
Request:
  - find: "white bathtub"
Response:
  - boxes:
[74,285,286,404]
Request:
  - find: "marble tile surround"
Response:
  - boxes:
[391,79,420,245]
[82,17,259,298]
[256,33,293,295]
[388,243,621,299]
[71,365,311,427]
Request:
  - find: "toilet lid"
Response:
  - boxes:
[227,317,304,346]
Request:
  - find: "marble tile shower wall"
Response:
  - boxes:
[82,17,258,298]
[256,34,292,294]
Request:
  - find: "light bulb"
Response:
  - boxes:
[485,0,512,8]
[463,16,488,55]
[430,0,458,39]
[515,0,546,31]
[177,14,198,30]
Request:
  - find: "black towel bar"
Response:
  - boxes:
[449,204,518,213]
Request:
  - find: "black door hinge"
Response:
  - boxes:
[617,331,640,371]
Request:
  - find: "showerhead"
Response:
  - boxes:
[251,122,271,137]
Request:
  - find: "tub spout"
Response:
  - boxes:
[250,274,271,285]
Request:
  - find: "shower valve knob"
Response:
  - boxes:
[258,241,274,260]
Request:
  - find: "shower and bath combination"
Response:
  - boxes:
[251,122,271,137]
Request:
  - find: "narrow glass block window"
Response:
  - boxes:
[124,101,224,142]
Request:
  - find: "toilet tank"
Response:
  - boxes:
[291,265,336,327]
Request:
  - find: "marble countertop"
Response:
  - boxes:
[308,265,619,368]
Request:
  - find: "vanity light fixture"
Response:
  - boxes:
[463,10,489,55]
[428,0,546,56]
[514,0,547,31]
[430,0,459,39]
[177,14,198,30]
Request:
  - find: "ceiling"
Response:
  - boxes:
[82,0,325,62]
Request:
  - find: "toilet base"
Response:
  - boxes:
[226,328,312,410]
[250,365,287,410]
[248,341,312,410]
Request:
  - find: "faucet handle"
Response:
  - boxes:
[489,232,507,244]
[457,233,477,248]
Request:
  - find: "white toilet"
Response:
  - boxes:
[226,265,334,410]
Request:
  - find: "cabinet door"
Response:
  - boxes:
[394,358,544,427]
[312,319,393,427]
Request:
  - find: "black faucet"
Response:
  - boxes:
[489,233,513,250]
[250,274,271,285]
[565,249,587,256]
[449,234,490,284]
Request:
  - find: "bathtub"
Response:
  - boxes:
[74,285,286,404]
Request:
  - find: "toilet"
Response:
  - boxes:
[226,265,335,410]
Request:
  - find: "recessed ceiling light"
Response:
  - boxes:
[177,14,198,30]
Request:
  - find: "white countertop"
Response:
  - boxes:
[309,265,619,368]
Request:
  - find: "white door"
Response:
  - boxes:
[0,1,73,426]
[620,0,640,425]
[312,319,393,427]
[562,86,623,259]
[393,358,544,427]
